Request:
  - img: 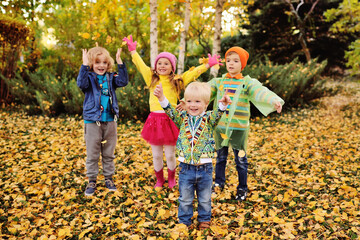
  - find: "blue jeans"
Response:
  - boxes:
[214,147,248,191]
[178,162,213,226]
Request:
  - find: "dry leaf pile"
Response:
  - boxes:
[0,84,359,239]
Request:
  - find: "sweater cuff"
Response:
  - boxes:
[159,98,170,108]
[218,102,228,111]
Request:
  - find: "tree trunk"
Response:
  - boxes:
[150,0,158,69]
[177,1,191,75]
[210,0,225,78]
[284,0,320,63]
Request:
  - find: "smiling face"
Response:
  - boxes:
[93,54,108,75]
[226,52,242,76]
[156,58,173,75]
[185,96,208,116]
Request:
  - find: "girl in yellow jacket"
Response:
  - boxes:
[123,35,221,189]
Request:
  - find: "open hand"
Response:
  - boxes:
[122,35,137,52]
[176,99,185,111]
[208,53,223,68]
[153,83,165,101]
[116,48,123,64]
[82,49,89,66]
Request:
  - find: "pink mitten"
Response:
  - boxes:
[122,35,137,52]
[208,53,223,67]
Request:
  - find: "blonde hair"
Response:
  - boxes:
[184,82,211,103]
[87,46,115,72]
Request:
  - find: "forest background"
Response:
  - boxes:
[0,0,359,239]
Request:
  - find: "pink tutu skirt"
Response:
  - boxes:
[141,112,179,146]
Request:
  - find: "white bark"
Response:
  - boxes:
[177,1,191,75]
[210,0,225,78]
[150,0,158,68]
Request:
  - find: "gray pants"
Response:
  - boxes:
[85,122,117,181]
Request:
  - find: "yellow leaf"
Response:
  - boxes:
[81,33,90,39]
[239,150,246,157]
[220,133,228,140]
[213,64,220,70]
[219,85,224,91]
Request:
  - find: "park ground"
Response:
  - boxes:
[0,79,359,239]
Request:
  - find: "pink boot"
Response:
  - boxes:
[154,169,165,188]
[168,168,176,189]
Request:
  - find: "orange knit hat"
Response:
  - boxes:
[225,47,249,70]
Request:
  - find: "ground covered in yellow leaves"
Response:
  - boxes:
[0,82,359,239]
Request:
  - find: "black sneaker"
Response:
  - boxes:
[85,181,96,196]
[105,179,117,191]
[235,189,247,201]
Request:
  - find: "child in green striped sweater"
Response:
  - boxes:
[209,46,284,201]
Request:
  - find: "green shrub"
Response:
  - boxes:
[3,70,83,116]
[242,57,328,107]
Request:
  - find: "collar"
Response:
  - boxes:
[189,112,205,118]
[225,73,243,79]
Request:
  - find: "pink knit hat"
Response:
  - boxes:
[154,52,177,73]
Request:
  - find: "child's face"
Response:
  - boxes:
[226,52,242,76]
[93,54,108,75]
[156,58,172,75]
[185,96,208,116]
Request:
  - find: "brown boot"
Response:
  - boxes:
[198,221,210,230]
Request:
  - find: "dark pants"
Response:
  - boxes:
[214,147,248,191]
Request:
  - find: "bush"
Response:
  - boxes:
[242,57,328,107]
[3,70,83,116]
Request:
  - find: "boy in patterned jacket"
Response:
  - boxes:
[153,82,231,230]
[209,46,284,201]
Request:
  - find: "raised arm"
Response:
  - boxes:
[77,49,91,90]
[123,35,152,86]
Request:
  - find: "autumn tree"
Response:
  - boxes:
[177,0,191,74]
[210,0,226,78]
[150,0,159,68]
[324,0,360,75]
[284,0,320,62]
[0,15,33,102]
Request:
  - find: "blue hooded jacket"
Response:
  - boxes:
[76,64,128,121]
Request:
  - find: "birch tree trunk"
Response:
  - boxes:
[210,0,225,78]
[177,0,191,75]
[150,0,158,68]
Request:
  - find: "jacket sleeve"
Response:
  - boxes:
[77,65,91,91]
[208,78,218,103]
[113,63,129,88]
[247,77,285,116]
[163,103,183,129]
[208,107,226,128]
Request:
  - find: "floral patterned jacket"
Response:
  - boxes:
[162,102,225,165]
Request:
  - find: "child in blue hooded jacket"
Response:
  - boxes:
[77,46,128,196]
